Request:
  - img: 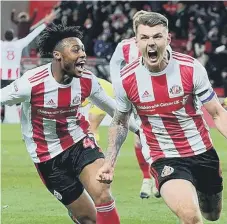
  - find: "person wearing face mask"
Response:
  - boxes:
[0,23,140,224]
[97,11,226,224]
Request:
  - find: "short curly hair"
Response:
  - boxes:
[37,23,83,57]
[134,12,168,34]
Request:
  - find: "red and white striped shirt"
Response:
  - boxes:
[1,63,117,163]
[110,37,141,84]
[0,24,46,80]
[110,37,172,84]
[115,51,214,164]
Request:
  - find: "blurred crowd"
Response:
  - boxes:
[9,1,227,88]
[50,1,227,87]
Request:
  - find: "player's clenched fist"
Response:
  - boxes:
[96,162,114,184]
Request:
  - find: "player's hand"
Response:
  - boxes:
[96,162,114,184]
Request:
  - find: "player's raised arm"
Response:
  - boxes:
[20,10,57,48]
[193,60,227,138]
[0,74,31,106]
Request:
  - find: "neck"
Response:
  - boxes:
[145,50,169,73]
[51,60,73,84]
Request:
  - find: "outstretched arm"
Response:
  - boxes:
[0,75,31,106]
[105,109,131,166]
[193,59,227,138]
[96,109,131,184]
[29,8,38,24]
[20,10,56,48]
[95,76,134,183]
[204,97,227,138]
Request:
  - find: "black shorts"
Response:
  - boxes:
[150,148,223,195]
[35,135,104,205]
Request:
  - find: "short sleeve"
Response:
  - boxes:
[90,74,103,96]
[193,60,215,104]
[113,79,132,112]
[109,41,125,84]
[20,23,46,48]
[0,74,31,106]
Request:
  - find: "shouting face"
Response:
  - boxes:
[54,37,86,78]
[136,24,171,72]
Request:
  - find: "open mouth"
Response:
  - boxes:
[147,50,158,62]
[75,61,86,73]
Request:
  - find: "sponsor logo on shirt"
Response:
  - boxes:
[37,108,77,115]
[137,99,181,110]
[35,106,79,119]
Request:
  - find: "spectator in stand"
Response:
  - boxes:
[11,8,38,57]
[175,2,190,39]
[94,33,114,61]
[83,18,96,56]
[11,8,38,39]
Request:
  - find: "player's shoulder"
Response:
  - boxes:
[121,37,136,44]
[116,37,136,48]
[172,51,197,67]
[23,63,50,86]
[171,51,206,77]
[120,57,140,79]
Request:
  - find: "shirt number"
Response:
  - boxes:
[7,51,15,60]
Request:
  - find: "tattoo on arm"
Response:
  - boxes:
[105,110,131,166]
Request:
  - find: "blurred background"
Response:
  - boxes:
[1,0,227,97]
[1,2,227,223]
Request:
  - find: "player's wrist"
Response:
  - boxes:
[105,158,115,168]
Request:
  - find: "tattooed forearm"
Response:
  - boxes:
[105,109,131,167]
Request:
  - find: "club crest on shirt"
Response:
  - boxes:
[169,85,182,95]
[161,165,174,177]
[72,96,80,105]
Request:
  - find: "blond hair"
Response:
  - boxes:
[132,10,148,33]
[134,12,168,34]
